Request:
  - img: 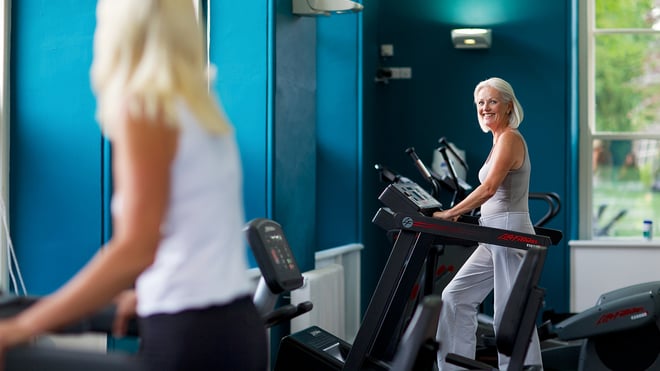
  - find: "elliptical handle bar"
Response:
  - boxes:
[437,146,464,207]
[438,137,469,171]
[529,192,562,227]
[405,147,441,198]
[374,163,401,184]
[405,147,433,181]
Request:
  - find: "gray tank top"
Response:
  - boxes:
[478,131,530,216]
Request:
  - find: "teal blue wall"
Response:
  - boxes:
[317,14,363,248]
[209,1,270,225]
[361,0,574,313]
[10,1,101,295]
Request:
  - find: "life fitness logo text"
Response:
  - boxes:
[497,233,539,246]
[596,306,648,325]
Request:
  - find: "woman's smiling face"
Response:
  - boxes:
[475,86,512,132]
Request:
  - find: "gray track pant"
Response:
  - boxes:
[435,212,543,371]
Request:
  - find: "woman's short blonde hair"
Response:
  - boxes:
[473,77,524,133]
[91,0,229,137]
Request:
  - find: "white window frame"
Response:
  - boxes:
[0,0,10,292]
[579,0,660,240]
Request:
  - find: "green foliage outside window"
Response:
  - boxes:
[590,0,660,239]
[594,0,654,133]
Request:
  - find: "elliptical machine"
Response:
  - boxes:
[541,281,660,371]
[246,217,313,328]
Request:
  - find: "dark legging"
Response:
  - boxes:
[138,296,268,371]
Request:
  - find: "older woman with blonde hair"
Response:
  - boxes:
[433,77,543,370]
[0,1,267,370]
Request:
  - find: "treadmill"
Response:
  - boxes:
[275,179,561,370]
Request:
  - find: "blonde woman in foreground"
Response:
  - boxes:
[0,1,267,370]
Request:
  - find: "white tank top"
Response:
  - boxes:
[478,131,531,217]
[114,101,252,316]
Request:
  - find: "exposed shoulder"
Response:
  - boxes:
[497,130,525,168]
[500,129,523,142]
[498,130,524,150]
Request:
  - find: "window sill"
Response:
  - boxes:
[569,239,660,312]
[569,239,660,248]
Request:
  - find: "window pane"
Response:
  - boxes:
[594,33,660,133]
[595,0,655,29]
[592,139,660,238]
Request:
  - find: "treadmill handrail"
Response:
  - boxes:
[388,210,553,250]
[458,213,563,245]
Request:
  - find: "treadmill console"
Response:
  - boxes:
[378,181,443,215]
[245,218,304,294]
